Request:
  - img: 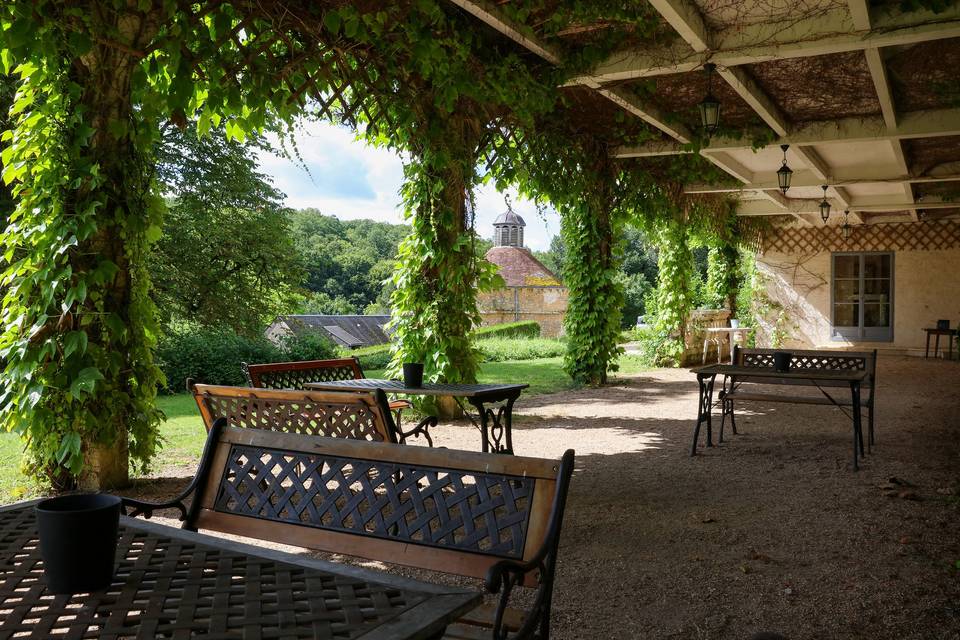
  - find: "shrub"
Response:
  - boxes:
[276,331,338,363]
[156,328,336,392]
[477,338,565,362]
[346,321,543,371]
[475,321,540,339]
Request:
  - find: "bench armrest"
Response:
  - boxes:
[396,415,437,446]
[483,449,575,640]
[120,418,225,529]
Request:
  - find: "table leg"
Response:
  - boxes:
[935,333,941,358]
[467,392,519,454]
[925,331,931,358]
[850,380,863,471]
[691,372,716,456]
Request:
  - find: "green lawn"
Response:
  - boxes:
[0,354,650,503]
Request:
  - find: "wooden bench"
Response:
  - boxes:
[719,346,877,446]
[241,357,414,425]
[122,420,575,640]
[190,382,436,445]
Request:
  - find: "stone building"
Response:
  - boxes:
[479,209,568,337]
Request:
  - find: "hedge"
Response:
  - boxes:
[347,321,543,371]
[156,328,337,392]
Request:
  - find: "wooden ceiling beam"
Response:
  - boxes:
[446,0,562,64]
[590,5,960,82]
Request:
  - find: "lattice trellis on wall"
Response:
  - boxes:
[762,221,960,254]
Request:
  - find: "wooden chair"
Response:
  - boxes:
[241,357,413,426]
[123,421,576,640]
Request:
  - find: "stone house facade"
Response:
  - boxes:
[478,210,568,337]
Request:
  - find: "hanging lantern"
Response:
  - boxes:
[819,185,831,223]
[698,63,720,137]
[841,210,852,239]
[777,144,792,195]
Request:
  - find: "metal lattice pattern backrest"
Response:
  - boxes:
[0,507,425,639]
[194,385,395,442]
[246,359,362,390]
[214,444,535,559]
[741,352,867,372]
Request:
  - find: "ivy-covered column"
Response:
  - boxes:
[650,214,697,365]
[389,104,497,388]
[559,155,624,385]
[1,6,164,488]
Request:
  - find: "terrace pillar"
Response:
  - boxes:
[1,6,164,490]
[389,103,488,403]
[559,154,624,386]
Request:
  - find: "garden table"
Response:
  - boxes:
[690,364,869,470]
[923,327,957,360]
[0,501,479,640]
[304,379,528,454]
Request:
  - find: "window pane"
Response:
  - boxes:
[864,303,890,327]
[863,254,891,278]
[863,279,890,299]
[834,279,860,303]
[834,255,860,278]
[834,303,859,326]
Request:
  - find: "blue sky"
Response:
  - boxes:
[256,119,560,251]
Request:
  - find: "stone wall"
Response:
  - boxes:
[478,286,568,337]
[757,221,960,353]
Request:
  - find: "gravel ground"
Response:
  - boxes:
[130,356,960,639]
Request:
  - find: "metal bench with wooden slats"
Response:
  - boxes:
[122,420,575,640]
[241,357,414,426]
[719,346,878,445]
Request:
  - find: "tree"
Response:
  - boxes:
[152,123,303,337]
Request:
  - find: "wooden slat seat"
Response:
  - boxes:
[121,422,575,640]
[719,346,878,446]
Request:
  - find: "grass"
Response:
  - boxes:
[0,354,651,503]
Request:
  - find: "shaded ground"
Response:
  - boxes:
[129,356,960,639]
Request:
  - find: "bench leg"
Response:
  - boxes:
[868,403,875,447]
[851,381,863,471]
[691,373,716,456]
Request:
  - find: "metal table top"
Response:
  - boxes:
[305,378,529,398]
[693,364,868,382]
[0,502,479,640]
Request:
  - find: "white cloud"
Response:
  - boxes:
[256,119,559,250]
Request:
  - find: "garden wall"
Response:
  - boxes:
[479,286,568,337]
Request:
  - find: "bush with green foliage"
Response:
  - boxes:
[348,321,543,371]
[156,328,336,391]
[477,337,565,362]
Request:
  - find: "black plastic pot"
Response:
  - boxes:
[35,493,122,594]
[402,362,424,388]
[773,351,792,373]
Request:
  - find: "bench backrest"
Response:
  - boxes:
[733,346,877,389]
[242,357,364,390]
[191,383,399,443]
[187,423,574,585]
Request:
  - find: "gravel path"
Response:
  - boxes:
[131,356,960,639]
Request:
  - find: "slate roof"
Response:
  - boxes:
[276,315,390,348]
[485,246,562,287]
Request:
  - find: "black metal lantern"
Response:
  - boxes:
[819,185,831,223]
[776,144,792,195]
[698,63,720,137]
[841,210,852,239]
